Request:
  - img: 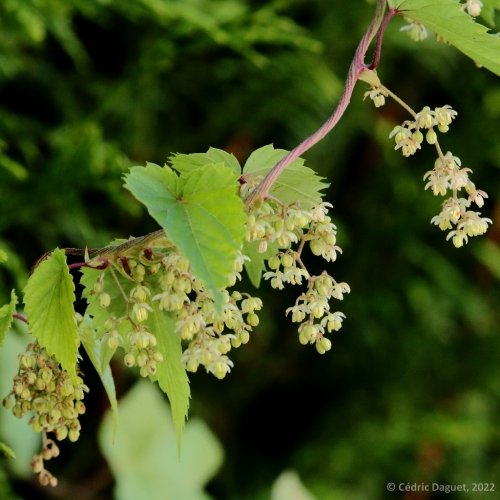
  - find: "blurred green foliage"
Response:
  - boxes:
[0,0,499,499]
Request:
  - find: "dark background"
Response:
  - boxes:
[1,0,500,499]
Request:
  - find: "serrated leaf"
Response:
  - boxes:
[169,147,241,176]
[23,249,78,385]
[78,317,118,439]
[243,144,328,209]
[0,442,15,459]
[124,163,246,309]
[0,290,17,348]
[145,301,190,453]
[242,240,280,288]
[395,0,500,76]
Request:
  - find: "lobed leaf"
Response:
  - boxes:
[0,290,17,348]
[169,147,241,176]
[23,249,79,385]
[124,162,246,308]
[243,144,328,209]
[394,0,500,76]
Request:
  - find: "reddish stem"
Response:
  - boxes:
[13,313,28,324]
[244,0,388,207]
[68,262,88,270]
[368,8,399,70]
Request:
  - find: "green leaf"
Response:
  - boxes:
[0,250,7,264]
[145,302,190,453]
[0,290,17,348]
[395,0,500,76]
[0,442,15,459]
[169,147,241,176]
[99,381,223,500]
[78,317,118,438]
[243,144,328,209]
[242,240,280,288]
[124,163,246,308]
[23,249,79,384]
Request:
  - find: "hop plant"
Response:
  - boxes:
[3,341,88,486]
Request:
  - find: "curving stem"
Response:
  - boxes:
[244,0,392,207]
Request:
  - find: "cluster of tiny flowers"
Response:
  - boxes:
[424,152,491,247]
[245,199,349,348]
[92,262,165,378]
[286,273,349,353]
[2,342,88,486]
[462,0,483,17]
[400,17,428,41]
[389,105,457,157]
[363,86,388,108]
[151,250,259,379]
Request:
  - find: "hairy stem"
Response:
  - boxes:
[244,0,388,207]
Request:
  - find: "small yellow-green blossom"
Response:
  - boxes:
[400,18,428,41]
[462,0,483,17]
[363,86,388,107]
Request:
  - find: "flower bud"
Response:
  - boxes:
[49,476,58,487]
[281,253,294,268]
[231,337,242,348]
[426,129,437,144]
[268,255,281,270]
[153,351,163,363]
[108,335,120,350]
[240,330,250,344]
[438,123,449,133]
[68,429,80,442]
[55,426,68,441]
[35,378,46,391]
[124,352,135,367]
[76,401,86,415]
[2,396,13,408]
[412,130,424,144]
[140,365,150,378]
[136,352,148,367]
[99,292,111,308]
[187,359,199,372]
[315,344,326,354]
[93,282,103,294]
[27,371,37,385]
[320,337,332,351]
[247,313,259,327]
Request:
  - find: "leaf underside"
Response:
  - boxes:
[395,0,500,77]
[23,249,79,384]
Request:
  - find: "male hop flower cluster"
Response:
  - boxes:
[246,198,349,348]
[2,342,88,486]
[153,250,259,379]
[389,105,457,157]
[93,248,260,380]
[400,17,428,42]
[425,152,491,247]
[386,102,490,247]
